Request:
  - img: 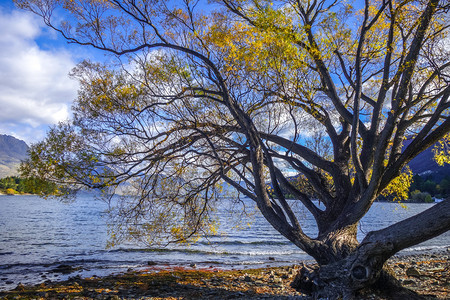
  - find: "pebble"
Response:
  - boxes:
[51,264,75,274]
[406,266,421,277]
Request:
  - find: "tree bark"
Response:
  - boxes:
[292,199,450,299]
[292,263,425,299]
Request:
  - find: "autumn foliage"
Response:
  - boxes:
[16,0,450,297]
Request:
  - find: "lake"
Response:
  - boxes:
[0,194,449,291]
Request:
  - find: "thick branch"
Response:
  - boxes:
[360,199,450,258]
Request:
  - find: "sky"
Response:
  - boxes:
[0,0,89,144]
[0,0,319,146]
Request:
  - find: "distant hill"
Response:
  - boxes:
[405,138,450,181]
[0,134,29,178]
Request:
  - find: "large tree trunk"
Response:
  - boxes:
[291,262,424,299]
[292,199,450,299]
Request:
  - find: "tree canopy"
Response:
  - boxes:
[17,0,450,297]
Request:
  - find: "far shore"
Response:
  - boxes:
[0,192,34,196]
[1,251,448,299]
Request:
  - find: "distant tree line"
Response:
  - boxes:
[408,174,450,202]
[0,176,57,195]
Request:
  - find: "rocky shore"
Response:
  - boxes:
[0,251,448,299]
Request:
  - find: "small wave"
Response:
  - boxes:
[0,258,137,270]
[218,249,306,256]
[197,240,290,246]
[109,246,306,257]
[400,244,450,253]
[109,248,201,254]
[110,247,231,256]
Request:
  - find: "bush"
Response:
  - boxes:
[5,188,17,195]
[410,190,432,203]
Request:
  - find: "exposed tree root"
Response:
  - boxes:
[291,263,426,300]
[372,267,425,300]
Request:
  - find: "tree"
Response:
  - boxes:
[422,178,437,195]
[16,0,450,298]
[410,173,424,192]
[410,189,433,203]
[439,176,450,195]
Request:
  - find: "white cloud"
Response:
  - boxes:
[0,7,78,144]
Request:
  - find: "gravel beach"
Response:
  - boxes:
[0,251,448,299]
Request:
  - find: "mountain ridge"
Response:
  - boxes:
[404,138,450,181]
[0,134,29,178]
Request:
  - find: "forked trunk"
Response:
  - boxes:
[291,261,424,299]
[319,225,359,263]
[291,235,425,299]
[291,199,450,299]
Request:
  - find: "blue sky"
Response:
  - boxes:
[0,0,367,145]
[0,0,94,144]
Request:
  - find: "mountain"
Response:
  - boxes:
[405,138,450,181]
[0,134,29,178]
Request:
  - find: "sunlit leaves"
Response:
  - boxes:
[204,6,307,78]
[433,133,450,166]
[381,166,413,201]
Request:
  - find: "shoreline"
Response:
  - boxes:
[0,192,35,196]
[1,251,448,299]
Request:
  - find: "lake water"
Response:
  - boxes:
[0,194,449,291]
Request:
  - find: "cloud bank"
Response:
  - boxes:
[0,7,78,144]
